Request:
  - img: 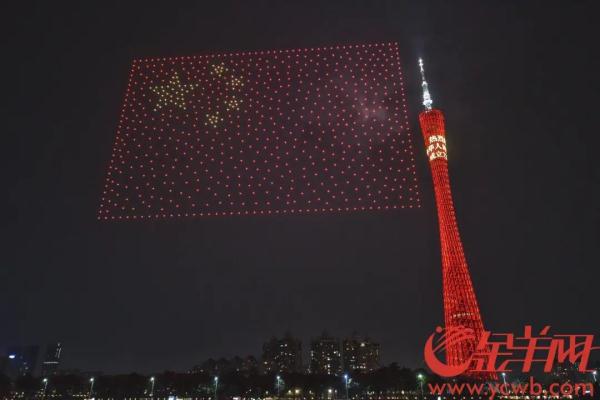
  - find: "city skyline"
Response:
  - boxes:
[2,332,381,377]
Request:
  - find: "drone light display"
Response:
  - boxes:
[99,42,420,220]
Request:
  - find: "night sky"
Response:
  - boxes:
[3,1,598,374]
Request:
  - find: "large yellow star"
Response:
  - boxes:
[150,72,198,111]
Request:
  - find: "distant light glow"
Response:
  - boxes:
[99,43,420,220]
[8,354,15,359]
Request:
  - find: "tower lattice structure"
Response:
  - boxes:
[417,59,491,379]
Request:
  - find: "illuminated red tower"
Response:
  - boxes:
[417,59,489,377]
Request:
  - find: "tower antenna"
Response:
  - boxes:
[418,58,433,110]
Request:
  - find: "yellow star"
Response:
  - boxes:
[227,76,243,88]
[211,63,227,77]
[225,96,242,111]
[206,112,223,128]
[150,72,198,111]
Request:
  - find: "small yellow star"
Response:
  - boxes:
[211,63,227,77]
[225,96,242,111]
[206,112,223,128]
[227,76,243,88]
[150,72,198,111]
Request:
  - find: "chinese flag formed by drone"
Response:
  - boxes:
[99,42,420,220]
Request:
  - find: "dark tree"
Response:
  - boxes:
[0,374,11,397]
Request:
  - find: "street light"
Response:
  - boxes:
[593,370,597,383]
[42,378,48,399]
[343,373,350,400]
[417,374,424,398]
[327,388,333,400]
[149,376,155,397]
[214,376,219,400]
[276,375,282,397]
[89,377,95,398]
[501,372,507,386]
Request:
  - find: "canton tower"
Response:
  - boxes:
[417,58,489,377]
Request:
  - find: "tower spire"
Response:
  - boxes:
[418,58,433,111]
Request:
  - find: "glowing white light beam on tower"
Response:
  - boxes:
[419,58,433,110]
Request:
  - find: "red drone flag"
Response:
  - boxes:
[99,42,420,220]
